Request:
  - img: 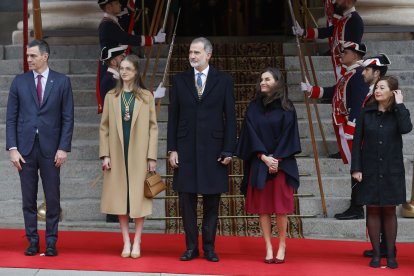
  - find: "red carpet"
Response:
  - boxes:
[0,229,413,275]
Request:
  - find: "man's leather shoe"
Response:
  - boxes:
[334,206,364,220]
[204,251,219,262]
[24,242,39,256]
[328,152,342,159]
[45,242,58,256]
[180,249,199,261]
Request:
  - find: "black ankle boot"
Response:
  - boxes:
[387,258,398,269]
[369,256,381,268]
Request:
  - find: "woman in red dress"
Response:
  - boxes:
[236,68,301,264]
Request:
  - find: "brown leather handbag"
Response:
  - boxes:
[144,172,166,198]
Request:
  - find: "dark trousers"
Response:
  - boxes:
[350,178,362,208]
[19,135,61,244]
[179,192,221,252]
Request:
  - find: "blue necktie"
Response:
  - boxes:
[196,72,203,98]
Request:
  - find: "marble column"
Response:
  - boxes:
[13,0,101,44]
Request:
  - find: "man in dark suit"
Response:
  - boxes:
[167,37,237,262]
[6,39,74,256]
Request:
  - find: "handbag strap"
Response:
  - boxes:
[146,171,157,178]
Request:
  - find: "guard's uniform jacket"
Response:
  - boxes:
[98,13,153,49]
[100,67,119,106]
[305,7,364,79]
[309,63,369,164]
[96,13,153,113]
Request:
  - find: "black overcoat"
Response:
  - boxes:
[351,103,412,205]
[167,66,237,194]
[236,99,301,194]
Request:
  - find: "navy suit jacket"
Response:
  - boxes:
[6,69,74,158]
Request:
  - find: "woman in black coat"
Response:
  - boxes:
[236,68,301,264]
[351,76,412,269]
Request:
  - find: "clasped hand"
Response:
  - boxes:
[261,155,279,174]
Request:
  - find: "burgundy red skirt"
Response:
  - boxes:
[245,170,294,214]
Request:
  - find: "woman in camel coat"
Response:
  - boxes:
[99,54,158,258]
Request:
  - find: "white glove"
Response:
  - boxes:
[300,77,312,94]
[154,82,166,99]
[292,20,304,36]
[153,29,166,44]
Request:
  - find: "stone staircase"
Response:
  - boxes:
[0,39,413,241]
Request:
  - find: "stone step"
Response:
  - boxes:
[0,159,167,181]
[0,137,169,160]
[1,44,170,60]
[0,58,168,75]
[287,70,414,87]
[283,40,414,56]
[285,55,414,71]
[302,217,414,241]
[0,103,169,124]
[0,197,166,222]
[300,196,414,218]
[1,219,165,233]
[294,102,414,120]
[298,176,413,198]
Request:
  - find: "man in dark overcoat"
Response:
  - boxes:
[167,37,237,262]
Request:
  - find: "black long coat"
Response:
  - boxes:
[167,66,237,194]
[351,103,412,205]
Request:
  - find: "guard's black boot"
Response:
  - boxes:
[334,205,364,220]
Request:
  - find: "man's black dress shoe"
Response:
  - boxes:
[334,205,364,220]
[204,251,219,262]
[328,152,342,159]
[180,249,199,261]
[45,242,58,256]
[24,242,39,256]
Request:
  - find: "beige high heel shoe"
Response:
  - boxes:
[121,243,131,258]
[131,242,140,259]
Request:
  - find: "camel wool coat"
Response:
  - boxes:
[99,89,158,218]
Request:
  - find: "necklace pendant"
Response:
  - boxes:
[123,112,131,121]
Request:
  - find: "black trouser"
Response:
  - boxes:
[350,178,363,208]
[179,192,221,253]
[19,135,60,244]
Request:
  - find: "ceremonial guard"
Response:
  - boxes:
[361,54,391,104]
[301,41,369,220]
[293,0,364,79]
[100,45,127,104]
[96,0,166,113]
[98,0,165,49]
